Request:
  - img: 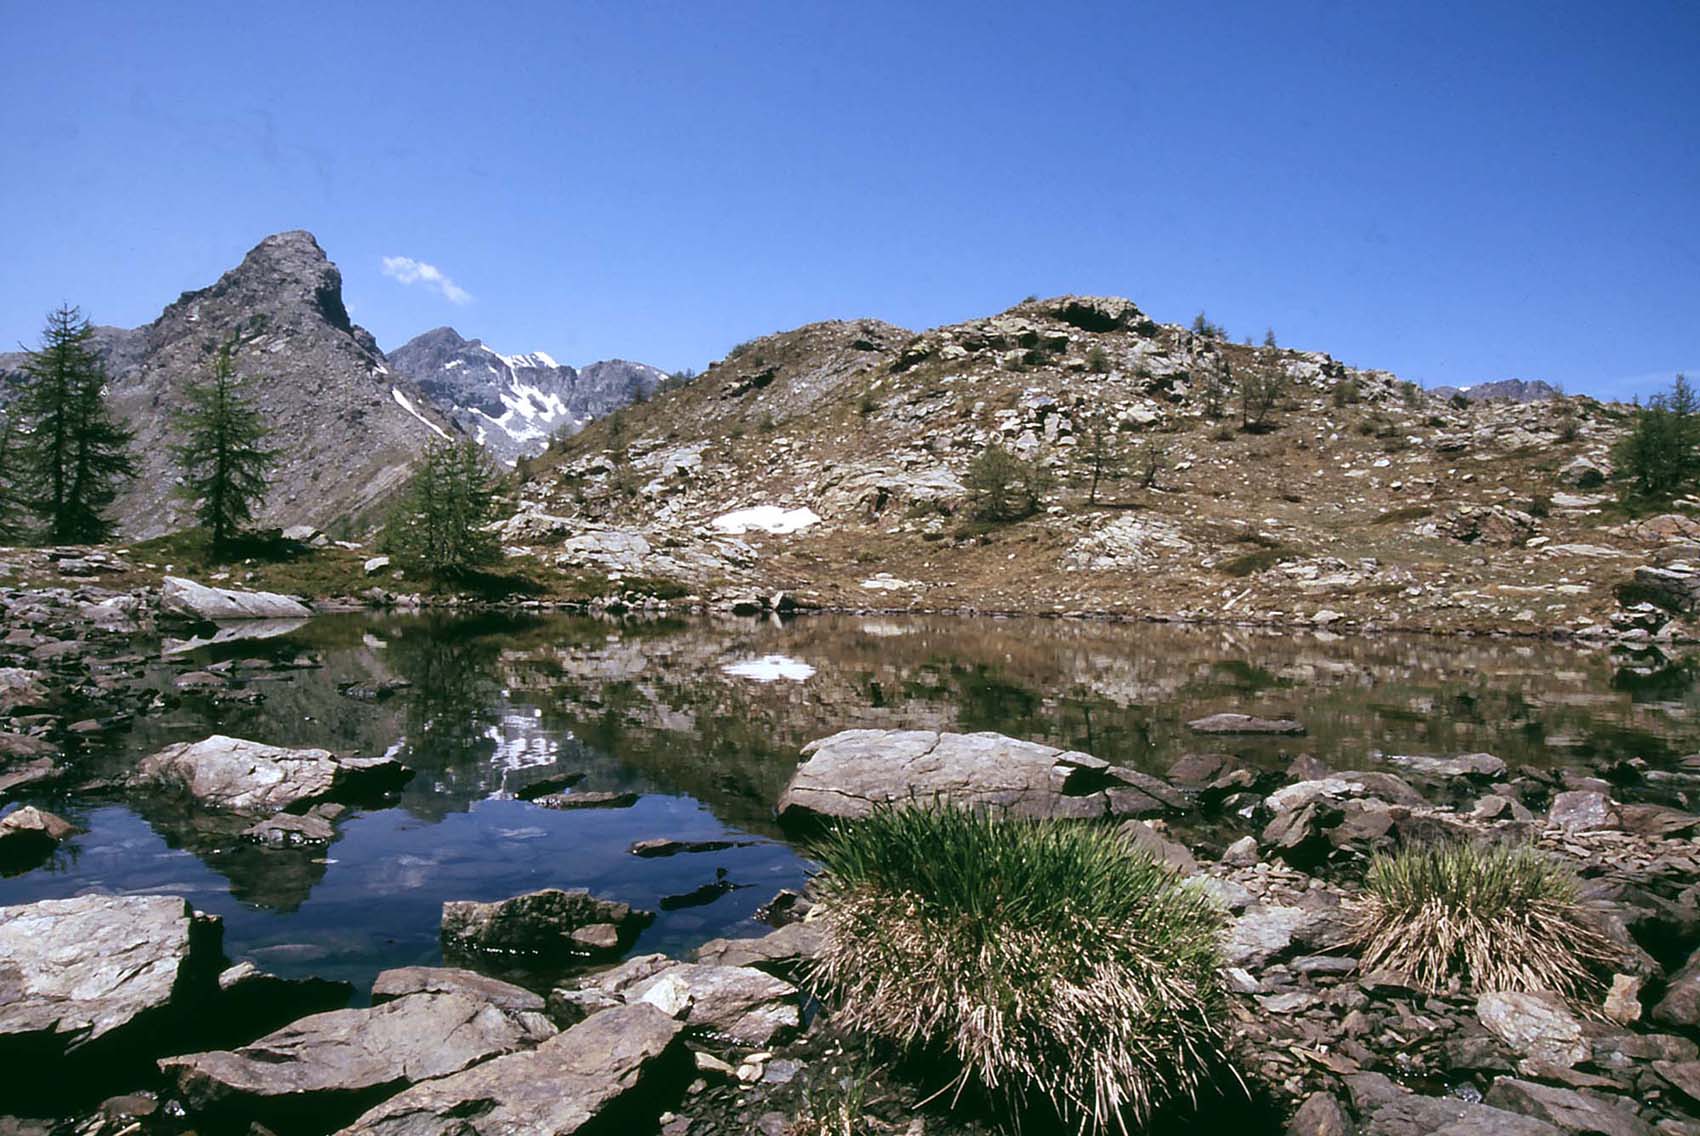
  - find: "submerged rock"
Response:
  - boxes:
[160,576,314,621]
[338,1003,684,1136]
[159,992,553,1126]
[1186,713,1306,736]
[778,729,1185,824]
[135,735,411,814]
[441,888,652,960]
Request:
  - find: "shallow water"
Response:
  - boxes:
[2,610,1697,996]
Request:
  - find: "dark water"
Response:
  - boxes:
[2,610,1697,996]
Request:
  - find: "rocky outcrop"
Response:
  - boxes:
[159,992,554,1127]
[441,888,652,960]
[159,576,314,621]
[1187,713,1306,736]
[0,894,220,1062]
[777,729,1186,824]
[337,1003,685,1136]
[135,735,411,814]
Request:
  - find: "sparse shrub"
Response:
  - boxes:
[1332,378,1361,408]
[856,389,879,416]
[1198,369,1231,419]
[1400,380,1421,407]
[1085,345,1111,374]
[1190,311,1226,340]
[1613,374,1699,500]
[807,806,1229,1134]
[758,411,776,433]
[1528,491,1552,517]
[1210,424,1236,443]
[786,1072,873,1136]
[1450,393,1471,410]
[1239,368,1285,431]
[1137,439,1167,489]
[1263,327,1277,348]
[967,444,1050,522]
[1350,841,1616,998]
[1078,418,1126,504]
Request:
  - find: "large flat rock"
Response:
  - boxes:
[556,955,799,1045]
[0,894,218,1059]
[777,729,1184,823]
[338,1003,684,1136]
[160,576,313,621]
[135,735,410,814]
[160,992,553,1125]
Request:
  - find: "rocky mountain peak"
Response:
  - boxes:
[161,230,352,337]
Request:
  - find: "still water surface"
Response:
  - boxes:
[2,611,1696,995]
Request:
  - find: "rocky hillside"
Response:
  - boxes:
[387,327,666,464]
[2,231,458,539]
[1429,378,1563,403]
[502,295,1681,635]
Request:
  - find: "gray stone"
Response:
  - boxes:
[1654,948,1700,1027]
[1267,772,1424,812]
[1652,1060,1700,1105]
[241,813,335,846]
[1548,790,1617,832]
[778,729,1183,823]
[1187,713,1305,735]
[135,735,409,814]
[370,967,546,1015]
[0,895,216,1058]
[160,576,313,621]
[566,955,799,1046]
[0,806,76,855]
[159,992,553,1118]
[337,1004,684,1135]
[441,888,651,960]
[1476,991,1589,1068]
[1347,1071,1561,1135]
[1381,752,1506,780]
[693,923,823,973]
[1482,1078,1653,1136]
[1224,905,1315,968]
[1287,1091,1352,1136]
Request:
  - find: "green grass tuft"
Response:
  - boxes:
[1350,841,1617,999]
[806,805,1230,1134]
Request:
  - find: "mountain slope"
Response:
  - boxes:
[3,231,456,539]
[387,327,665,463]
[500,295,1650,634]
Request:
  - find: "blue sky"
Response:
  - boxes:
[1,1,1695,398]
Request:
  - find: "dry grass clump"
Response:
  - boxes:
[1351,841,1617,998]
[806,805,1230,1135]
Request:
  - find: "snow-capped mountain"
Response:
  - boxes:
[388,327,667,463]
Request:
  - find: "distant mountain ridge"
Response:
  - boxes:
[1428,378,1562,403]
[386,327,666,464]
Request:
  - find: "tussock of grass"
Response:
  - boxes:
[1350,841,1617,998]
[807,806,1230,1134]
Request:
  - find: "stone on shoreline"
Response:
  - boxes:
[0,894,219,1060]
[337,1003,684,1136]
[159,992,553,1124]
[777,729,1186,824]
[371,966,545,1015]
[556,955,799,1045]
[160,576,314,622]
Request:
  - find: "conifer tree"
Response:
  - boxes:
[170,335,278,556]
[15,305,136,543]
[382,440,500,575]
[1078,417,1127,505]
[0,415,23,543]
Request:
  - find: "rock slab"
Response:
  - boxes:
[135,735,409,814]
[338,1003,683,1135]
[160,576,313,621]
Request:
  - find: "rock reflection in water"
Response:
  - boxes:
[1,610,1697,997]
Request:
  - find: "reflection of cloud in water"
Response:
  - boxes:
[722,655,816,683]
[368,853,437,891]
[495,826,548,841]
[858,620,913,638]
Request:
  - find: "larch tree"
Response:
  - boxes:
[170,334,279,556]
[15,305,136,543]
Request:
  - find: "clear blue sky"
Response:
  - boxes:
[2,1,1695,398]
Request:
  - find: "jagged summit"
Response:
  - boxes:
[387,327,665,465]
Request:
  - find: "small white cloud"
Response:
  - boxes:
[380,255,471,305]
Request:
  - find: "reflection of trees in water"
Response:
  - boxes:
[383,613,530,819]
